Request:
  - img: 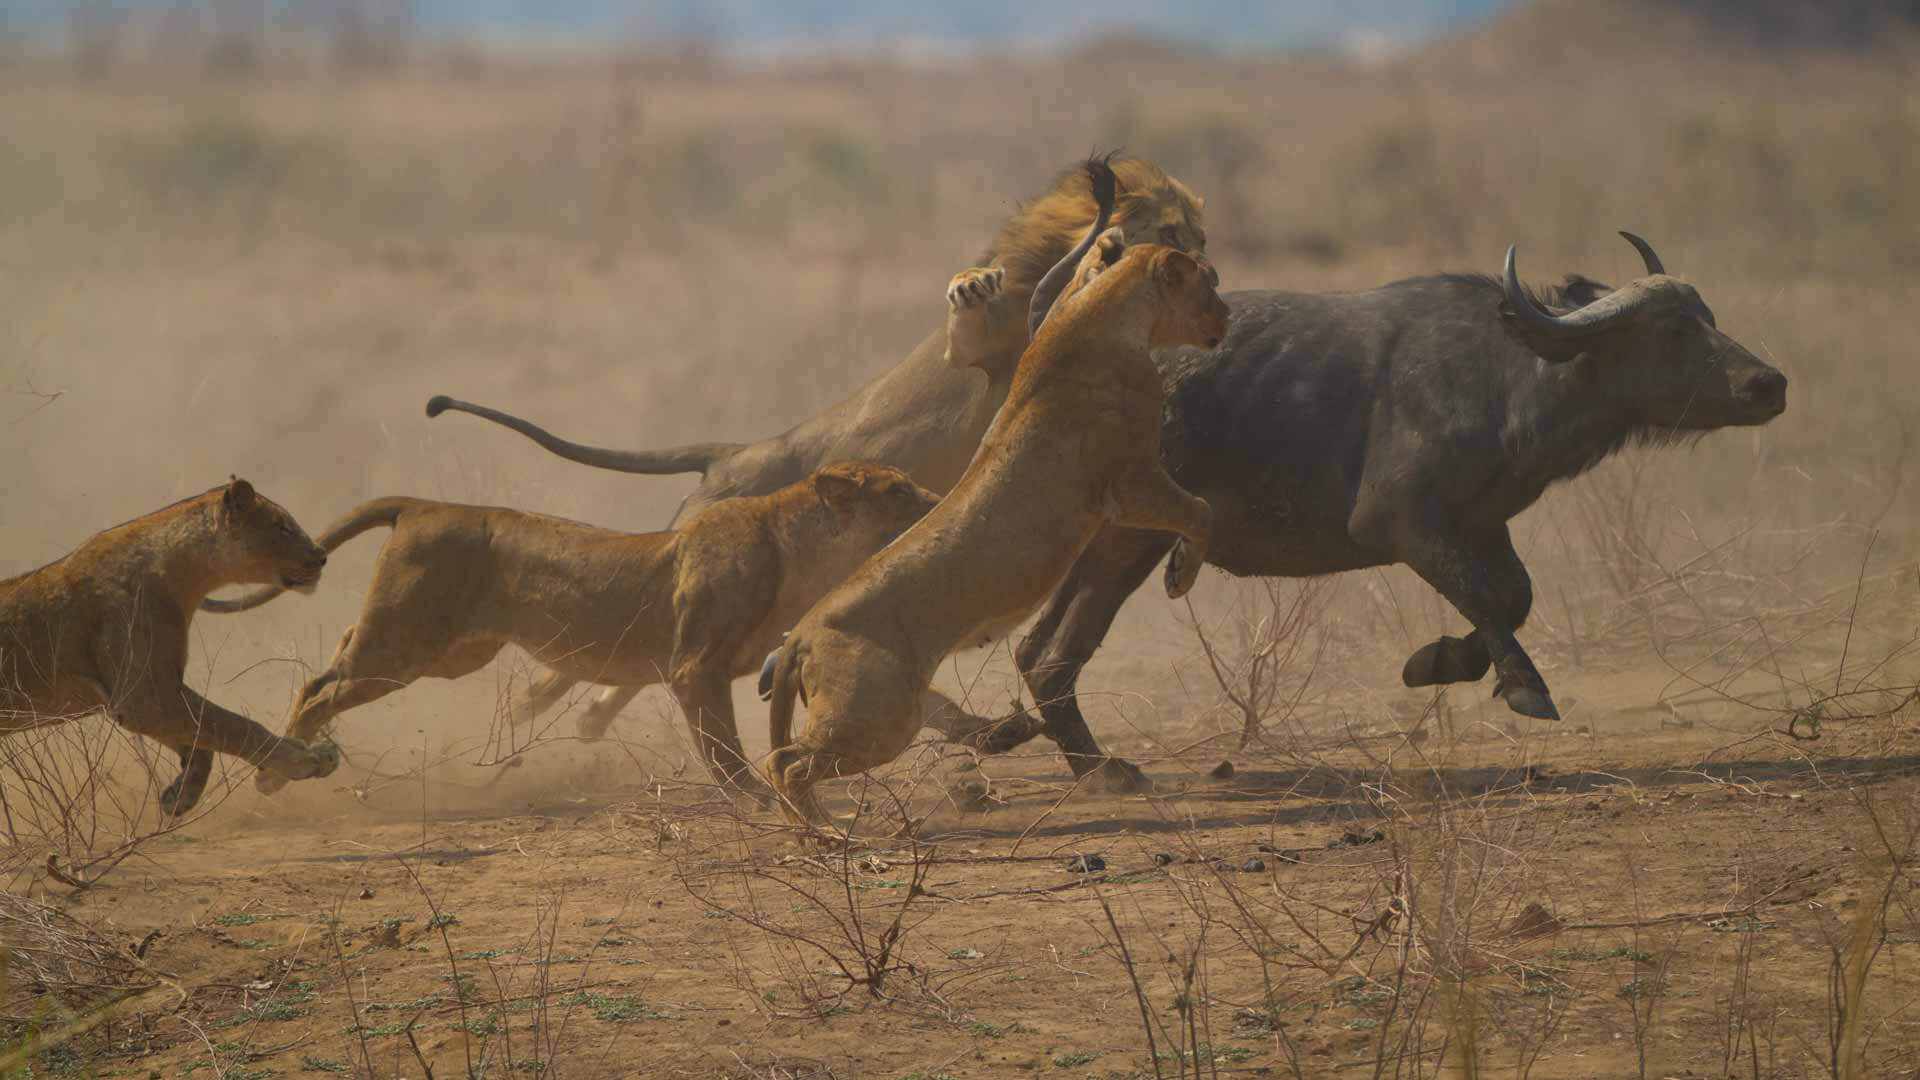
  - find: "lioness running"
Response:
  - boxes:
[201,464,941,800]
[0,478,342,815]
[759,217,1229,827]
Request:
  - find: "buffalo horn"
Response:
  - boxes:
[1027,152,1120,339]
[1618,230,1666,276]
[1503,243,1659,339]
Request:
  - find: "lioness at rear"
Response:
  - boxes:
[760,204,1230,828]
[202,464,941,801]
[0,478,341,815]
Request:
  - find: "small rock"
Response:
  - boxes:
[1330,829,1386,849]
[1152,852,1175,867]
[1065,854,1106,873]
[1241,857,1267,873]
[358,886,374,900]
[1209,760,1236,780]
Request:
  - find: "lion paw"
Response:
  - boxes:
[307,738,343,779]
[945,266,1005,311]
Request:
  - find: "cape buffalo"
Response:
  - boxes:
[996,232,1788,772]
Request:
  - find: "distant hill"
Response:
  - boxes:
[1432,0,1920,72]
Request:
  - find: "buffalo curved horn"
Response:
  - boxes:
[1027,152,1121,340]
[1503,243,1659,339]
[1618,230,1666,276]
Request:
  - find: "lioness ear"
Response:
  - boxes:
[1153,250,1199,293]
[813,468,863,510]
[222,476,256,514]
[1094,227,1126,267]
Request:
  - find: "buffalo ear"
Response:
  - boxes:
[1560,273,1614,308]
[222,476,256,514]
[812,467,864,510]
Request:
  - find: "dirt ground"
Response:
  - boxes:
[8,643,1917,1079]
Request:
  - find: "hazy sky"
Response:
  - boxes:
[15,0,1515,50]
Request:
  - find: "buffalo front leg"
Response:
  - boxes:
[1102,466,1212,599]
[1396,527,1554,721]
[1013,527,1171,793]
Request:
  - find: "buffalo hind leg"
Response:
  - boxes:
[1397,527,1554,721]
[1014,527,1171,793]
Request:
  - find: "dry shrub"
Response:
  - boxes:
[0,712,239,892]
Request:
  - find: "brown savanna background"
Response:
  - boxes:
[3,1,1919,1077]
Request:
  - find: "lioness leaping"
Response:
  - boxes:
[759,221,1229,828]
[0,479,342,815]
[424,155,1208,792]
[200,464,941,800]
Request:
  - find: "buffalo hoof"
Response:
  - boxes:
[1401,636,1492,687]
[1082,756,1154,795]
[1164,540,1202,599]
[1494,677,1561,722]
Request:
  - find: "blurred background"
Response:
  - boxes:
[3,0,1915,807]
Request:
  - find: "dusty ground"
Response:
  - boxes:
[8,640,1919,1079]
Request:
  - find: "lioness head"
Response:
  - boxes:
[985,156,1208,294]
[214,478,328,593]
[1050,229,1229,350]
[807,462,941,545]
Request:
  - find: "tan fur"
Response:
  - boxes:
[206,464,941,801]
[0,479,341,815]
[762,235,1231,827]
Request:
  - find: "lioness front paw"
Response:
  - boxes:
[945,266,1004,311]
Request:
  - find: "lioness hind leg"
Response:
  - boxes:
[512,670,575,731]
[1103,466,1212,599]
[669,663,774,805]
[577,685,640,741]
[160,747,213,817]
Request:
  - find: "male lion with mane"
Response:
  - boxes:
[759,197,1229,829]
[0,478,342,815]
[200,464,940,802]
[423,156,1206,788]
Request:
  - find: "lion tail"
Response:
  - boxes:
[424,394,744,477]
[200,497,416,614]
[760,635,806,753]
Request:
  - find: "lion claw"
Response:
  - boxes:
[946,266,1005,311]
